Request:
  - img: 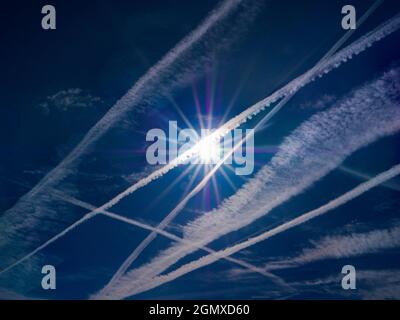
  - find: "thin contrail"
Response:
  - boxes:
[94,65,400,299]
[67,10,400,220]
[99,0,387,291]
[318,0,384,61]
[338,165,400,192]
[25,0,246,198]
[0,184,287,288]
[117,163,400,298]
[2,10,400,275]
[215,10,400,138]
[100,132,255,293]
[0,0,249,252]
[100,211,290,289]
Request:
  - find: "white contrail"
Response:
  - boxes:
[215,11,400,138]
[26,0,247,197]
[0,0,252,259]
[264,224,400,271]
[3,10,400,275]
[89,0,386,291]
[100,211,290,289]
[91,10,400,216]
[66,10,400,218]
[100,132,255,293]
[0,185,287,288]
[112,163,400,298]
[338,165,400,192]
[93,65,400,299]
[59,195,289,287]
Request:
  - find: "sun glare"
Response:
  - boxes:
[197,138,221,163]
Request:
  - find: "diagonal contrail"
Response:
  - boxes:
[113,163,400,298]
[88,9,400,219]
[58,10,400,222]
[338,165,400,192]
[0,0,253,257]
[0,181,288,289]
[99,0,387,292]
[21,0,247,198]
[100,211,290,290]
[2,10,400,275]
[264,224,400,271]
[93,64,400,299]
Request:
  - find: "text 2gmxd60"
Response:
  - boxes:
[193,304,250,316]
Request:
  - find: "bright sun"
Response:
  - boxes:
[197,138,221,164]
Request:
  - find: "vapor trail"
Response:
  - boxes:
[99,0,387,292]
[25,0,246,198]
[3,10,400,275]
[100,131,256,293]
[338,165,400,192]
[100,211,290,289]
[215,11,400,137]
[318,0,384,61]
[94,65,400,299]
[71,10,400,218]
[123,163,400,297]
[0,186,286,288]
[264,224,400,271]
[0,0,252,263]
[95,10,400,214]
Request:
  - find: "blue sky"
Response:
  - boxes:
[0,0,400,299]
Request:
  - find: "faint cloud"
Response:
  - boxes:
[38,88,103,115]
[0,288,36,300]
[290,269,400,300]
[299,94,336,110]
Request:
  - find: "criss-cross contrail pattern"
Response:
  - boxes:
[0,184,288,288]
[110,163,400,298]
[86,10,400,219]
[16,0,246,197]
[94,64,400,299]
[0,0,255,261]
[103,11,358,289]
[56,0,391,292]
[2,10,400,277]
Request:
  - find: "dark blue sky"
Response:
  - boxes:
[0,0,399,300]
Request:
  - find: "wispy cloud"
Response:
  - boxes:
[38,89,103,115]
[289,269,400,300]
[0,288,37,300]
[299,94,336,110]
[263,224,400,270]
[93,64,400,299]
